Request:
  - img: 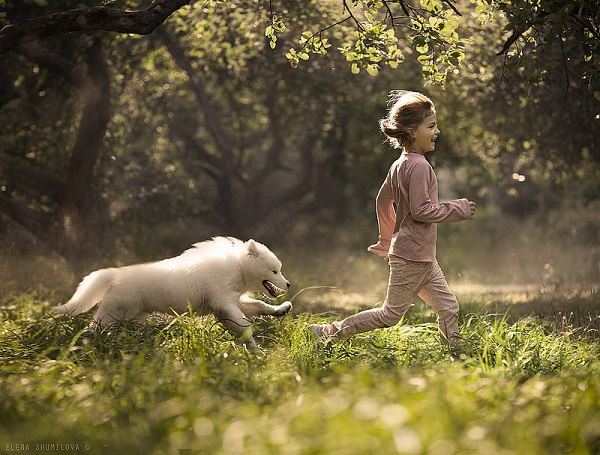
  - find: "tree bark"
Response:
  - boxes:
[56,38,114,273]
[0,0,192,54]
[0,57,19,107]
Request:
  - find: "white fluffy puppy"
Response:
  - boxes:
[54,237,292,347]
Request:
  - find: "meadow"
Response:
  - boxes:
[1,286,599,455]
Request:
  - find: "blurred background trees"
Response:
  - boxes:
[0,0,598,288]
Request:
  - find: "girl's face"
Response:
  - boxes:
[409,113,440,154]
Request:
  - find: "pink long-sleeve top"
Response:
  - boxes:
[368,151,472,262]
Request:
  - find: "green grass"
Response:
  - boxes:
[1,289,599,455]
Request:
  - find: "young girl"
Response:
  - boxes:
[310,90,477,349]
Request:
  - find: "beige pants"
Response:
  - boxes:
[329,255,460,348]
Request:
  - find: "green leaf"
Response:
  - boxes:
[440,19,459,36]
[475,4,487,14]
[366,64,379,76]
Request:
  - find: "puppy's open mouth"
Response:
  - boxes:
[263,280,285,298]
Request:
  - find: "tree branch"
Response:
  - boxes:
[0,153,64,201]
[259,123,323,219]
[0,0,192,54]
[0,193,54,243]
[154,27,236,166]
[497,11,549,56]
[18,42,83,86]
[441,0,462,17]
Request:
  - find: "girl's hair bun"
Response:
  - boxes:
[379,119,401,138]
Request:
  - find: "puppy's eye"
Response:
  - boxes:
[273,271,278,275]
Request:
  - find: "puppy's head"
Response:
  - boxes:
[241,239,290,299]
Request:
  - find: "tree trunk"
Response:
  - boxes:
[56,38,114,274]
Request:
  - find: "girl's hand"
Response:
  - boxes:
[368,242,389,259]
[469,201,477,217]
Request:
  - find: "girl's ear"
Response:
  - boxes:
[405,128,415,144]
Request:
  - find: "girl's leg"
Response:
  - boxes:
[318,257,430,340]
[417,261,461,349]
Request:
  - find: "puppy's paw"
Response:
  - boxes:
[274,300,292,317]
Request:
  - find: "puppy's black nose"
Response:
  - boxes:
[286,282,291,288]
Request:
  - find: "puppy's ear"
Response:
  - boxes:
[246,239,259,257]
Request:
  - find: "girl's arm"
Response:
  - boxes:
[409,162,472,223]
[367,175,395,258]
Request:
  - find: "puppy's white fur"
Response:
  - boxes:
[54,237,292,347]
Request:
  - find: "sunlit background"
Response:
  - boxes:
[1,0,598,299]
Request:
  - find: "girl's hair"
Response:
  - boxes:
[379,90,436,149]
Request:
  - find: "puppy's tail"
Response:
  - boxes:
[54,269,114,316]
